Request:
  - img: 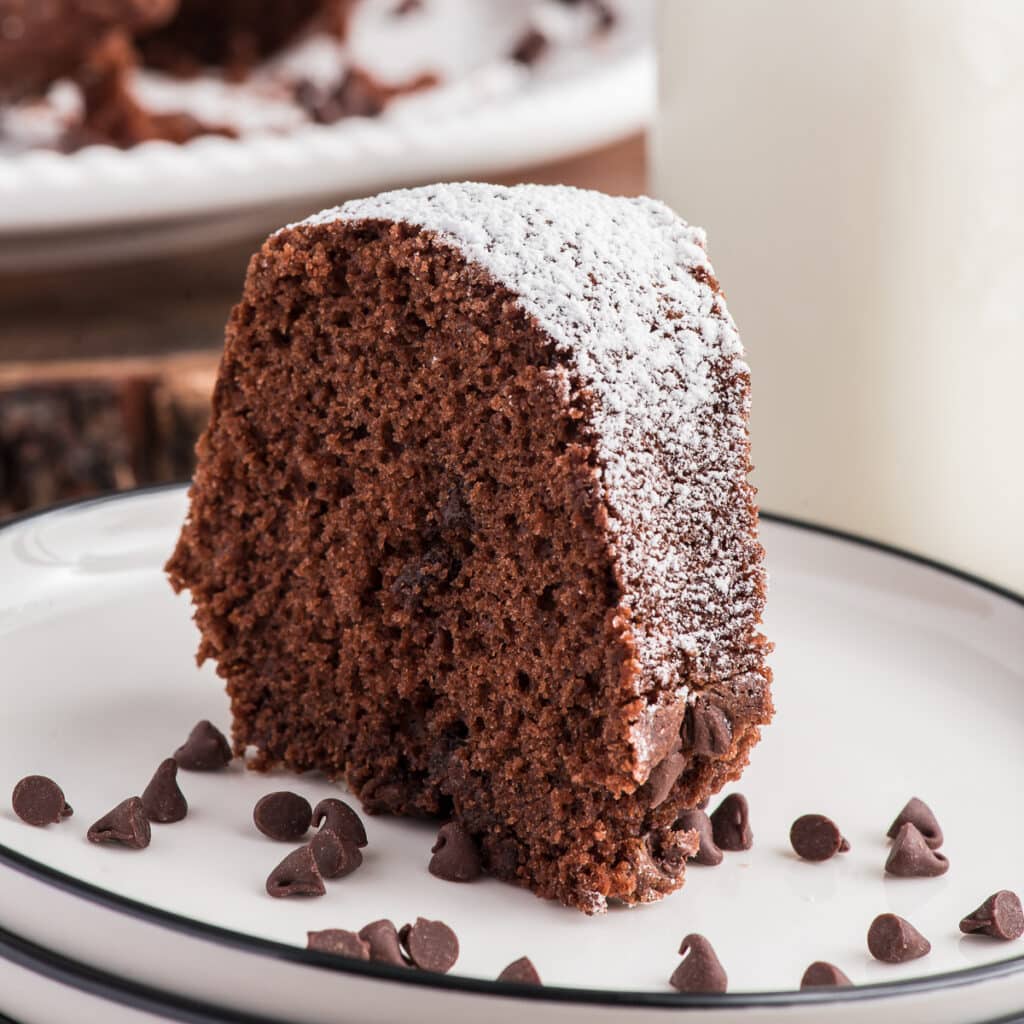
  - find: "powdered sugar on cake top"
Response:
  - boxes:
[291,182,766,781]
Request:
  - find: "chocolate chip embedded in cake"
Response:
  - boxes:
[166,182,773,913]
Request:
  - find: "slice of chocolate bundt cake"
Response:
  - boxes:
[167,182,772,913]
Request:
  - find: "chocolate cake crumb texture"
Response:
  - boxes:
[884,822,949,878]
[312,798,367,847]
[399,917,459,973]
[253,791,313,841]
[960,891,1024,941]
[709,793,752,852]
[11,776,72,827]
[669,934,727,993]
[291,184,770,753]
[307,928,371,959]
[800,961,852,988]
[168,182,772,912]
[266,844,326,898]
[358,919,407,966]
[87,796,151,849]
[789,814,847,862]
[173,720,232,771]
[887,797,943,850]
[310,828,363,878]
[867,914,930,964]
[428,822,482,882]
[141,758,188,823]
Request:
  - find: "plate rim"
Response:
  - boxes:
[1,483,1023,1013]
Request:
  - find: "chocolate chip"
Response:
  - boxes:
[310,828,362,879]
[867,913,931,963]
[11,776,72,826]
[790,814,848,862]
[884,822,949,878]
[358,919,407,966]
[887,797,942,850]
[684,702,732,757]
[646,741,686,809]
[253,792,312,841]
[87,797,150,849]
[800,961,852,988]
[669,934,728,993]
[313,798,367,847]
[674,809,723,866]
[265,845,325,898]
[497,956,542,985]
[173,720,232,771]
[307,929,370,959]
[511,28,548,65]
[141,758,187,823]
[429,822,481,882]
[399,917,459,973]
[960,891,1024,941]
[709,793,752,851]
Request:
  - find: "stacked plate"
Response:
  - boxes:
[1,487,1023,1022]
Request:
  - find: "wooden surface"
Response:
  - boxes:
[0,133,647,514]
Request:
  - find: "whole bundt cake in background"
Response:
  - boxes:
[167,182,773,913]
[0,0,628,151]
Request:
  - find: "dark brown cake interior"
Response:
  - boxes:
[169,219,767,909]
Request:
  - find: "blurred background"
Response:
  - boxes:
[1,0,1021,592]
[0,0,651,516]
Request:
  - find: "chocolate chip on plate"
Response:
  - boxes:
[399,917,459,973]
[669,934,728,993]
[312,798,367,847]
[358,919,407,966]
[709,793,752,851]
[141,758,188,823]
[887,797,942,850]
[429,822,481,882]
[674,809,723,866]
[173,720,232,771]
[11,776,72,827]
[960,891,1024,941]
[307,929,370,959]
[800,961,853,988]
[87,797,151,849]
[310,828,362,879]
[253,791,312,841]
[497,956,542,985]
[266,845,325,898]
[867,913,931,963]
[511,28,548,65]
[884,822,949,878]
[790,814,849,862]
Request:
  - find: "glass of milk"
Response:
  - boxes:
[653,0,1023,593]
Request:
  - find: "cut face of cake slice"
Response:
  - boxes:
[166,182,772,913]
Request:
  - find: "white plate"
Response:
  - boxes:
[0,486,1023,1023]
[0,40,652,270]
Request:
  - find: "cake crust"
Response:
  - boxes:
[167,183,772,912]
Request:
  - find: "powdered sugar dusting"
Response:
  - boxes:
[292,183,766,781]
